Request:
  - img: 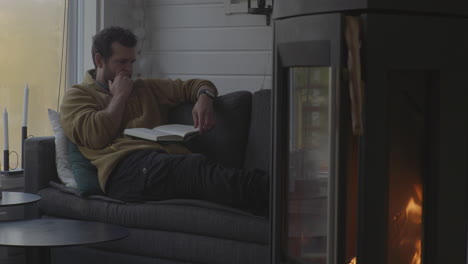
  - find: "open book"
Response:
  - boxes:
[124,124,199,142]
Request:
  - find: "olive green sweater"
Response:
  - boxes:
[60,70,217,192]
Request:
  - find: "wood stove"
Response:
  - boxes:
[270,1,468,264]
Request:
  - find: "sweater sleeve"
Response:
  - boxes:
[146,78,218,106]
[60,86,115,149]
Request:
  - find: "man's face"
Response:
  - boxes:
[100,42,136,82]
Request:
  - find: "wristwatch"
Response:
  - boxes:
[198,89,216,100]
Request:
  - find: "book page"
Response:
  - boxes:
[154,124,198,137]
[124,127,173,141]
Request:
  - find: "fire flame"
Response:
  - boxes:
[389,184,422,264]
[411,240,421,264]
[405,197,422,225]
[406,184,422,264]
[350,186,422,264]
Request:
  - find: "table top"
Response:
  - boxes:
[0,192,41,207]
[0,219,129,247]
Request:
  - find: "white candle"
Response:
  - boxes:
[22,83,29,127]
[3,108,8,151]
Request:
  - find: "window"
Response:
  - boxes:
[0,0,68,169]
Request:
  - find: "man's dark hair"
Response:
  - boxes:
[91,26,137,68]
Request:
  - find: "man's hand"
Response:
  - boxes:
[105,72,133,135]
[192,95,215,134]
[108,72,133,99]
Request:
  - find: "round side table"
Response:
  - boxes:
[0,219,129,264]
[0,191,41,207]
[0,191,41,262]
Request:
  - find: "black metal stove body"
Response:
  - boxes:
[271,1,468,264]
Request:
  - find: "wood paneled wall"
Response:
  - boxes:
[140,0,273,94]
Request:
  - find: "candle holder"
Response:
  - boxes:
[21,126,27,169]
[3,150,8,171]
[0,168,25,199]
[0,169,23,176]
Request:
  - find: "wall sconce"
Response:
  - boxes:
[248,0,273,25]
[225,0,273,25]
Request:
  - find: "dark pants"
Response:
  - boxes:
[105,149,269,215]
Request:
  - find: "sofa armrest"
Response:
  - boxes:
[244,89,271,173]
[24,136,59,194]
[169,91,252,168]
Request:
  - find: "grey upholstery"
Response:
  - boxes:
[52,230,268,264]
[244,89,272,173]
[169,90,252,168]
[38,187,268,243]
[24,136,59,192]
[24,90,272,264]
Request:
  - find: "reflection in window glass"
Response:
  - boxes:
[287,67,330,264]
[0,1,67,169]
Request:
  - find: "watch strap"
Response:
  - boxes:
[198,89,216,99]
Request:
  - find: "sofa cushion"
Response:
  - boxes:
[47,109,77,188]
[68,140,103,196]
[169,91,252,168]
[38,186,268,245]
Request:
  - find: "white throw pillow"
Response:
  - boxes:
[47,109,78,188]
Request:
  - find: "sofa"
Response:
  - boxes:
[24,89,272,264]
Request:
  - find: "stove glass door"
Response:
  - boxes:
[287,67,333,264]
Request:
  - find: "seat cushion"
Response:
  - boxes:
[38,186,268,244]
[51,230,268,264]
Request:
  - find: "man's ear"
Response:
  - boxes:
[95,53,103,68]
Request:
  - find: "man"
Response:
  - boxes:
[60,26,268,215]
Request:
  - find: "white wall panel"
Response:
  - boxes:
[150,51,271,75]
[160,74,272,94]
[150,27,272,51]
[146,4,267,29]
[103,0,142,29]
[102,0,274,94]
[140,0,272,93]
[148,0,222,6]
